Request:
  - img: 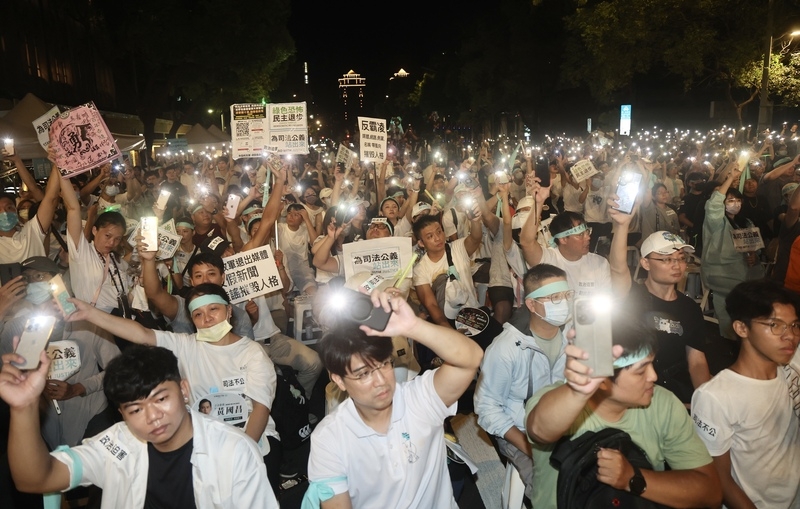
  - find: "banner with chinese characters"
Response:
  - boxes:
[126,223,181,260]
[46,340,81,381]
[336,143,359,169]
[48,102,121,178]
[731,227,765,253]
[358,117,387,163]
[32,105,63,151]
[263,102,308,155]
[230,103,268,159]
[569,159,599,183]
[222,245,284,303]
[342,236,412,280]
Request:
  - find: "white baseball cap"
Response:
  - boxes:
[640,231,694,258]
[412,202,432,218]
[516,196,535,212]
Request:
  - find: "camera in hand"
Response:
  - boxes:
[341,288,392,332]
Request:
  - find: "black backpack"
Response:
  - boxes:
[550,428,668,509]
[271,364,312,451]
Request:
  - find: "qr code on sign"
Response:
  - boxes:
[236,122,249,138]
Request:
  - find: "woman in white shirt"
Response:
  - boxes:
[66,282,281,494]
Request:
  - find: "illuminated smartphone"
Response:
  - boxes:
[572,296,614,377]
[13,316,56,370]
[140,216,159,252]
[224,194,241,220]
[613,171,642,215]
[155,189,171,210]
[49,274,76,317]
[3,138,14,156]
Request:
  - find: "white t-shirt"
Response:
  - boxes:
[413,237,480,311]
[68,233,130,313]
[583,185,610,224]
[0,217,46,263]
[234,295,281,341]
[277,222,315,292]
[155,332,278,455]
[561,182,585,213]
[691,368,800,509]
[539,247,611,298]
[393,216,412,238]
[308,370,458,509]
[442,207,469,239]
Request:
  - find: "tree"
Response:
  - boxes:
[94,0,295,162]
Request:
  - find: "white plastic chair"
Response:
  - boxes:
[500,462,525,509]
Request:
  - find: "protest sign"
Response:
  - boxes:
[48,102,120,178]
[31,158,51,180]
[342,236,412,280]
[221,245,283,303]
[230,103,268,159]
[32,106,62,151]
[195,391,248,425]
[126,223,181,260]
[358,117,387,163]
[47,340,80,381]
[165,138,188,152]
[161,218,176,234]
[263,102,309,155]
[731,227,765,253]
[336,143,358,169]
[569,159,599,183]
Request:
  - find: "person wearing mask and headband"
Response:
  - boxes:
[64,283,284,495]
[474,263,571,500]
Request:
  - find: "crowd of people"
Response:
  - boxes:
[0,119,799,509]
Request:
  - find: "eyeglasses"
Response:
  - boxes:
[752,318,800,336]
[343,358,395,383]
[534,290,575,305]
[647,256,688,266]
[369,222,389,229]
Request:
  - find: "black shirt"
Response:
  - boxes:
[625,284,707,404]
[144,438,196,509]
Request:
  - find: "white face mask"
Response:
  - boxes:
[196,319,232,343]
[511,211,530,230]
[725,203,741,215]
[534,299,570,326]
[105,185,120,197]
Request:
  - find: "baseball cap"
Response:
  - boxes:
[412,202,431,218]
[319,188,334,200]
[516,196,535,212]
[640,231,694,258]
[198,235,231,257]
[21,256,60,275]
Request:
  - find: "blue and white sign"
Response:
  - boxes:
[619,105,632,136]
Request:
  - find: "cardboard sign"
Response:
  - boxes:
[358,116,387,163]
[263,102,309,155]
[196,391,248,425]
[569,159,599,183]
[731,227,765,253]
[46,340,80,381]
[342,236,413,280]
[230,103,268,159]
[221,245,284,303]
[336,144,358,169]
[48,102,121,178]
[32,106,62,151]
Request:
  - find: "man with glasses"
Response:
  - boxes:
[691,280,800,508]
[474,263,571,500]
[305,288,483,508]
[626,231,711,407]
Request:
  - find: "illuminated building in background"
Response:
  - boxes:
[338,70,365,122]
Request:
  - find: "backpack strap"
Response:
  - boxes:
[450,207,458,230]
[445,243,458,281]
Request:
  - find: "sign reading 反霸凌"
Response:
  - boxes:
[358,117,387,164]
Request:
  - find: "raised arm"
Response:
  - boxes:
[6,153,44,202]
[35,164,62,234]
[60,171,85,247]
[519,176,549,267]
[362,289,483,407]
[138,238,180,319]
[67,298,157,344]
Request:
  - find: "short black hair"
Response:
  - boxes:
[611,313,658,380]
[726,280,799,330]
[287,203,305,214]
[93,210,127,232]
[104,345,182,409]
[549,211,585,243]
[187,252,225,276]
[523,263,566,296]
[318,324,393,378]
[412,214,441,240]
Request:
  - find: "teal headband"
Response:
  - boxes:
[242,205,260,216]
[188,294,229,313]
[549,223,587,248]
[613,347,653,369]
[176,221,194,230]
[191,204,205,214]
[526,280,570,300]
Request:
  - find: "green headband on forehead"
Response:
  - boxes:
[612,347,652,369]
[188,294,229,313]
[176,221,194,230]
[549,223,586,247]
[526,281,570,300]
[191,204,205,214]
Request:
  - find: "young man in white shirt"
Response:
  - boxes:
[0,344,277,508]
[304,288,483,508]
[691,280,800,508]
